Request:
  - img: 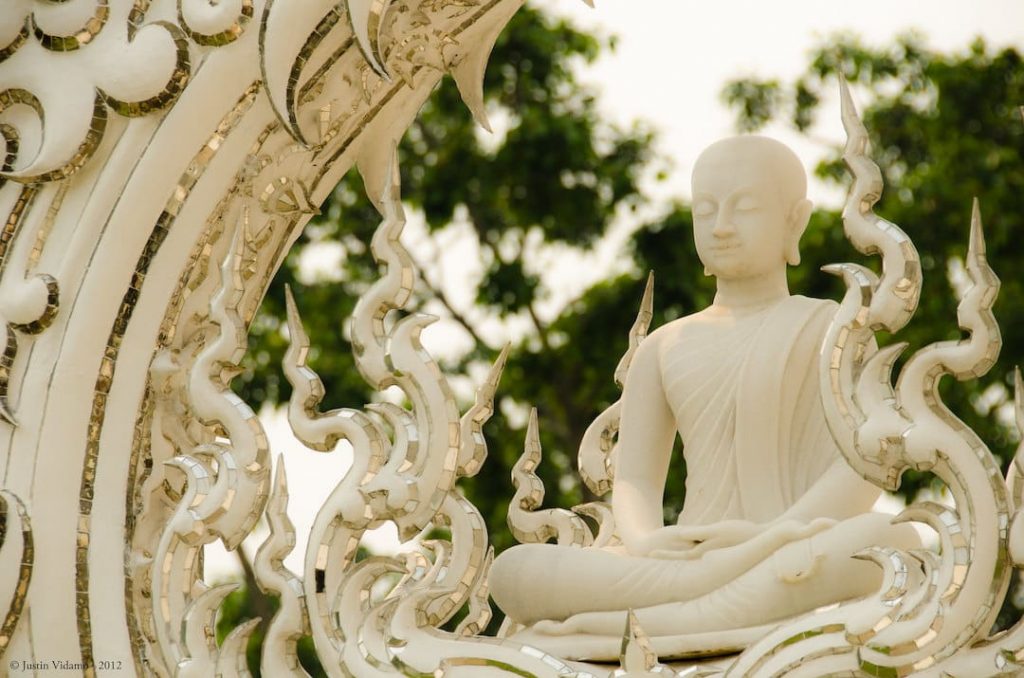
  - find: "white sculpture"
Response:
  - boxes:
[489,134,921,661]
[0,0,1022,675]
[492,80,1020,676]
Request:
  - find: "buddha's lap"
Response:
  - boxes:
[490,512,920,627]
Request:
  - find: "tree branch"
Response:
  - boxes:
[235,544,274,633]
[407,242,494,352]
[515,230,553,353]
[426,273,495,352]
[525,302,551,353]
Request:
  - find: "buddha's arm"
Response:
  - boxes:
[778,458,881,524]
[673,461,879,557]
[611,331,679,555]
[777,323,882,525]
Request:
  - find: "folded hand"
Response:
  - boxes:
[641,517,835,560]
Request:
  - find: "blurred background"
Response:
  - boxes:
[213,1,1024,672]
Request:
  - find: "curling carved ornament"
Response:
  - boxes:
[499,80,1024,676]
[3,2,1022,678]
[0,0,532,676]
[0,0,514,423]
[135,1,536,675]
[0,0,407,183]
[73,76,1024,677]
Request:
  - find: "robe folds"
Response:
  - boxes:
[489,295,919,660]
[666,294,840,526]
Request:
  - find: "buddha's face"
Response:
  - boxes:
[690,136,811,281]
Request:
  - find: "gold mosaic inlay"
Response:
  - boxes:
[0,491,33,661]
[0,186,40,424]
[31,0,111,53]
[123,118,277,672]
[76,82,259,677]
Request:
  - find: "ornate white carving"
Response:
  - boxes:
[1,0,1021,675]
[0,0,533,674]
[149,217,270,675]
[253,456,309,677]
[508,409,594,548]
[0,490,32,658]
[612,612,679,678]
[578,272,653,498]
[279,160,594,676]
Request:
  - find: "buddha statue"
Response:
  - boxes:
[488,135,921,661]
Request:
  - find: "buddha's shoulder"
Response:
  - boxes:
[787,295,840,328]
[645,311,702,339]
[788,294,839,314]
[643,295,839,344]
[641,310,712,351]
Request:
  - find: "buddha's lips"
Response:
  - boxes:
[711,242,741,252]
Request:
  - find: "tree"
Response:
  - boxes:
[720,33,1024,500]
[237,9,655,536]
[227,19,1024,665]
[720,33,1024,630]
[224,5,657,672]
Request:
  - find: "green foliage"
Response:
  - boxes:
[721,79,783,132]
[234,0,658,639]
[237,4,652,411]
[723,34,1024,502]
[231,9,1024,647]
[724,34,1024,630]
[214,584,326,677]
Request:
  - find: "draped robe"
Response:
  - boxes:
[489,295,916,660]
[666,295,839,527]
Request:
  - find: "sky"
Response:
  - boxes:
[204,0,1024,580]
[550,0,1024,206]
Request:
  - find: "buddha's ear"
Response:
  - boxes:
[786,198,813,266]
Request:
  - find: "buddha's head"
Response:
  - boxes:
[690,136,813,281]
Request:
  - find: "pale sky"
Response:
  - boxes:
[551,0,1024,205]
[205,0,1024,580]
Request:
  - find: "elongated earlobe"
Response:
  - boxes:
[703,264,712,276]
[786,243,801,266]
[787,198,813,267]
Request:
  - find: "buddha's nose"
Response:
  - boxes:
[712,212,736,237]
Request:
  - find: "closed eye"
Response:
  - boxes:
[693,201,716,217]
[735,197,759,212]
